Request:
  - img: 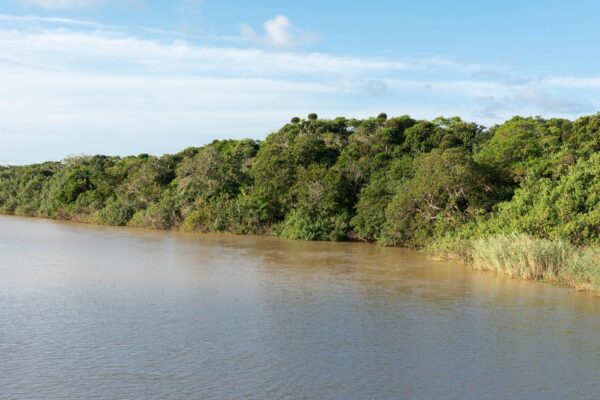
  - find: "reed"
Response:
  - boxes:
[469,234,599,292]
[429,233,600,293]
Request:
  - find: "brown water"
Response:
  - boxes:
[0,215,599,400]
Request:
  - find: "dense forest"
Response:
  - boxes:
[1,112,600,291]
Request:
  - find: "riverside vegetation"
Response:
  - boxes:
[1,112,600,292]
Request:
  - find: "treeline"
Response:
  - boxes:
[1,112,600,290]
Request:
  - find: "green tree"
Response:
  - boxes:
[277,164,349,241]
[351,156,413,241]
[476,116,563,181]
[381,149,497,247]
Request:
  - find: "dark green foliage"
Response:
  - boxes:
[380,149,498,247]
[474,152,600,245]
[0,162,60,215]
[128,188,182,230]
[403,117,484,154]
[563,113,599,158]
[476,116,565,182]
[94,197,134,226]
[276,164,350,241]
[335,116,416,201]
[351,156,413,241]
[2,112,599,250]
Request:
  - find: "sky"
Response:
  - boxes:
[1,0,600,164]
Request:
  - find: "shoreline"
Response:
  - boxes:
[2,212,597,297]
[3,114,600,299]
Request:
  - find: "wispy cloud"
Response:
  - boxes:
[175,0,206,34]
[0,13,113,28]
[19,0,103,9]
[0,28,410,77]
[545,77,600,88]
[475,86,595,119]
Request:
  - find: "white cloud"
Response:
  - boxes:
[263,15,293,47]
[240,15,319,49]
[20,0,103,9]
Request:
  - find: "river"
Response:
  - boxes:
[0,215,598,399]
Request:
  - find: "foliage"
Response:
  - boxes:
[475,116,565,182]
[380,149,497,247]
[473,152,600,245]
[351,155,413,241]
[0,111,598,260]
[276,164,350,241]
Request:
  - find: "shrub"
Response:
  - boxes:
[276,209,348,241]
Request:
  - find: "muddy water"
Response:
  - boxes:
[0,215,598,399]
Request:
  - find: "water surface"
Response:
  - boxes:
[1,215,598,399]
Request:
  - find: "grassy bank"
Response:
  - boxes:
[430,234,600,294]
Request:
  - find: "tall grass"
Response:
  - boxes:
[430,233,600,293]
[470,235,571,280]
[470,234,599,292]
[568,246,600,292]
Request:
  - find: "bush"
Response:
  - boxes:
[276,209,349,241]
[475,152,600,244]
[94,198,134,226]
[128,190,181,230]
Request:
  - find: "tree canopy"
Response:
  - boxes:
[2,112,600,249]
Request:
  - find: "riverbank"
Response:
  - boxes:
[4,114,600,299]
[4,211,599,295]
[429,234,600,295]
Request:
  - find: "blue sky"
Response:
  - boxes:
[1,0,600,164]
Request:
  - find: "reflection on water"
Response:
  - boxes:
[1,215,598,400]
